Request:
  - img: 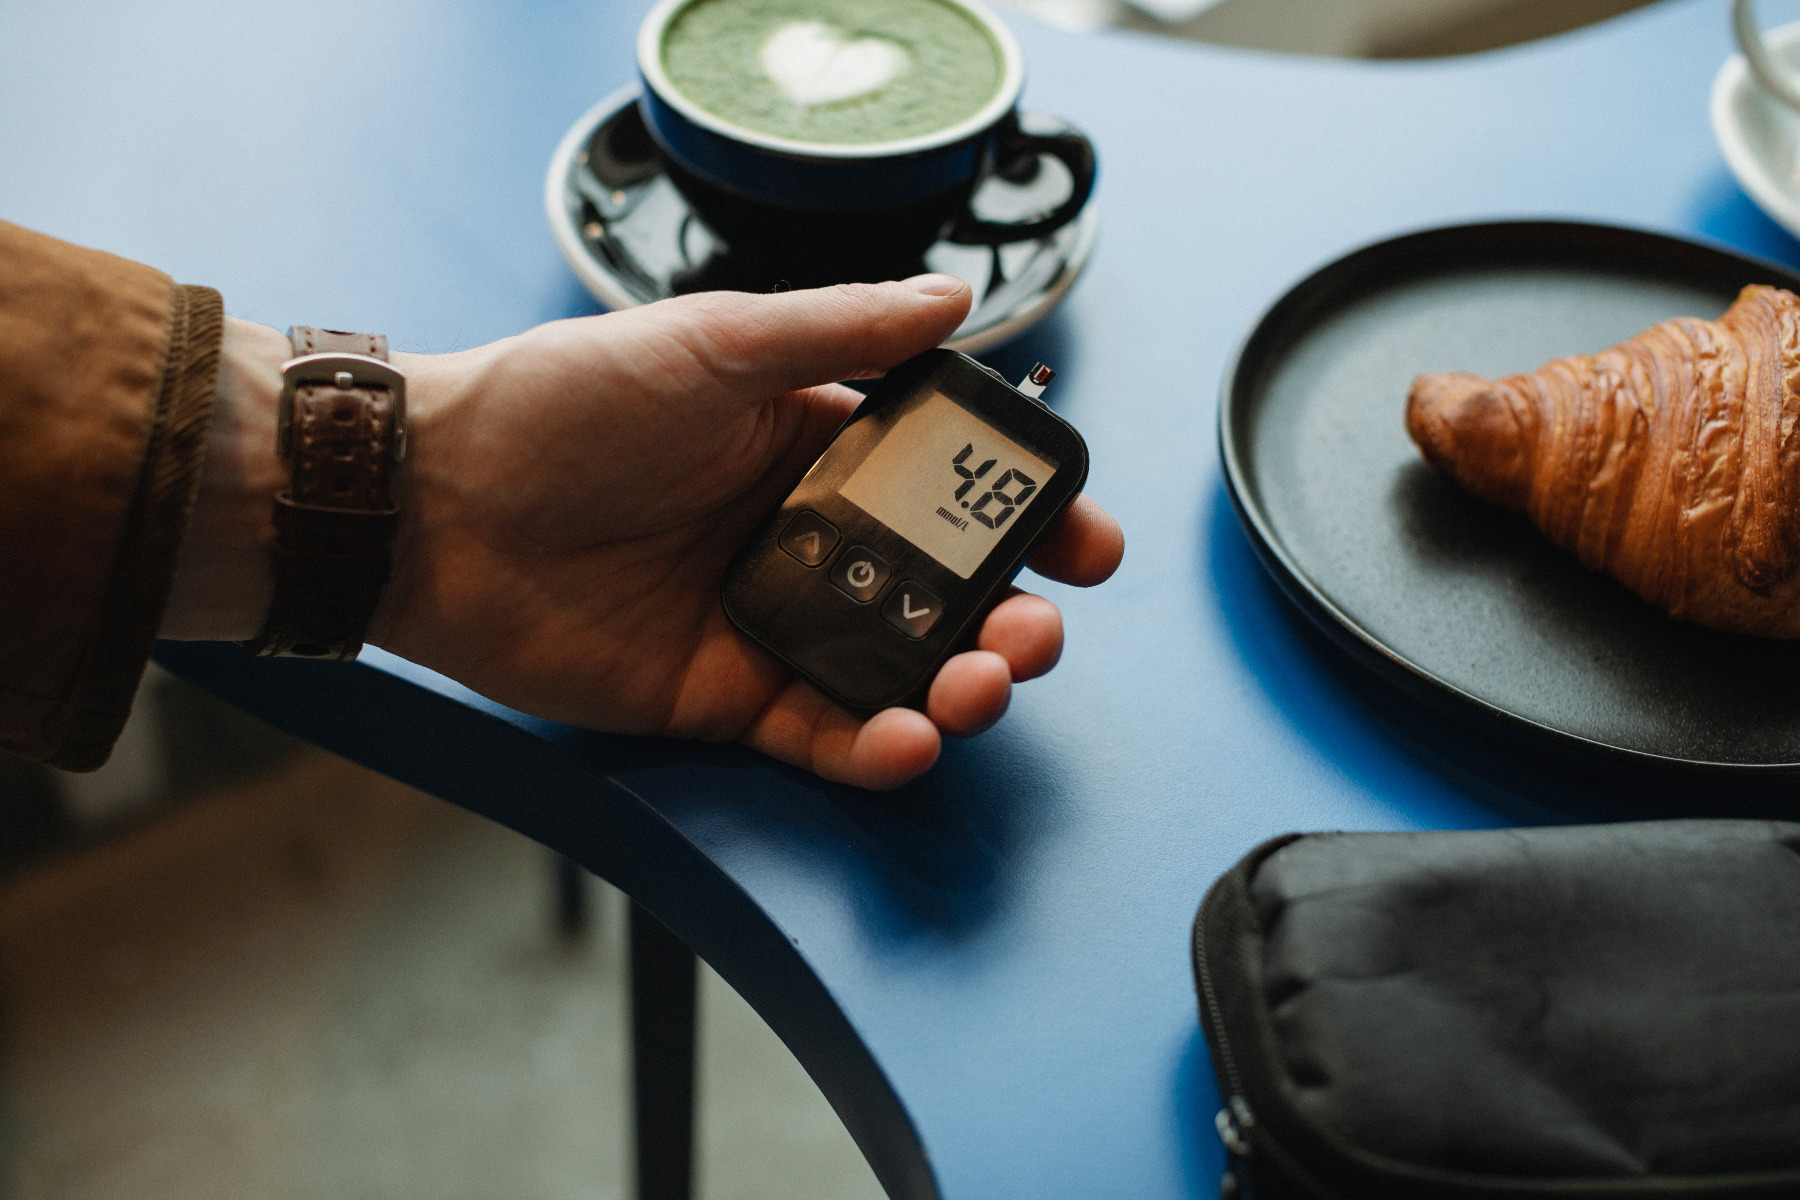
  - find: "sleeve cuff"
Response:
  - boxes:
[48,283,224,770]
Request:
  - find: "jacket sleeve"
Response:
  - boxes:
[0,220,223,770]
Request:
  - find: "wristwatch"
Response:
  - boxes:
[241,326,406,660]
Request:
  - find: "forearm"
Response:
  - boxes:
[0,220,225,766]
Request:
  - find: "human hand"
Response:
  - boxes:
[168,278,1123,789]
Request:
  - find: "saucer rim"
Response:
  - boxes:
[1712,20,1800,241]
[543,83,1098,356]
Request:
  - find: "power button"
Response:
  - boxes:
[829,545,891,604]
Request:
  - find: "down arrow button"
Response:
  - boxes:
[881,581,943,640]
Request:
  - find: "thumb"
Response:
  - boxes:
[657,274,973,400]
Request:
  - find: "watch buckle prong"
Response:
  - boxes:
[276,352,408,462]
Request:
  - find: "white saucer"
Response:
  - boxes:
[1712,19,1800,241]
[544,85,1099,355]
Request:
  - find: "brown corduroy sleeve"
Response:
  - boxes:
[0,220,223,770]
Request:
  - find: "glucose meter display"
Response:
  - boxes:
[838,389,1058,579]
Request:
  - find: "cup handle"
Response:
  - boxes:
[947,112,1096,246]
[1735,0,1800,113]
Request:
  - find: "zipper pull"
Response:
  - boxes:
[1215,1096,1255,1199]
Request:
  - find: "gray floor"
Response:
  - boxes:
[0,750,885,1200]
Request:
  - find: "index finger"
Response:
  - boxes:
[1026,493,1124,586]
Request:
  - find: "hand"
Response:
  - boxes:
[167,278,1124,790]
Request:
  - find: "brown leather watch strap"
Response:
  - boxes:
[290,326,387,360]
[241,326,403,660]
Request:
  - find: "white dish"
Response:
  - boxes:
[544,85,1099,355]
[1712,18,1800,241]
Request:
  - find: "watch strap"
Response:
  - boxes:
[242,326,401,660]
[290,326,388,360]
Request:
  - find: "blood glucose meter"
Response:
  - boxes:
[722,348,1089,713]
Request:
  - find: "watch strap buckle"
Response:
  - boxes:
[276,352,408,461]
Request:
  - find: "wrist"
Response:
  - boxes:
[160,317,289,640]
[162,322,458,649]
[359,346,466,652]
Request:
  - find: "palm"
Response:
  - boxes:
[402,422,845,738]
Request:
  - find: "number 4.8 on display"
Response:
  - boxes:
[952,443,1038,531]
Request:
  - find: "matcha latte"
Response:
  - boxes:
[660,0,1004,146]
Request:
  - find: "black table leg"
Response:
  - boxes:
[554,853,589,937]
[630,900,697,1200]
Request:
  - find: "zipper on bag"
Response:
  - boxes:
[1195,900,1256,1198]
[1215,1095,1255,1198]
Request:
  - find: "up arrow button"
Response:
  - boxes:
[882,581,944,640]
[778,510,839,567]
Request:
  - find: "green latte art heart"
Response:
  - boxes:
[661,0,1003,146]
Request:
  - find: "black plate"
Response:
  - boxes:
[1220,221,1800,773]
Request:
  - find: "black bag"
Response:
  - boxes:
[1191,820,1800,1199]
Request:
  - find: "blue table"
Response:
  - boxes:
[6,1,1795,1196]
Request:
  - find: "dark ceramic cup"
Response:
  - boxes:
[636,0,1096,291]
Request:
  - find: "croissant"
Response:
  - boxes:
[1405,284,1800,638]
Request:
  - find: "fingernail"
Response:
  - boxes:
[903,273,966,297]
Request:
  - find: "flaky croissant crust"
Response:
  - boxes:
[1406,284,1800,638]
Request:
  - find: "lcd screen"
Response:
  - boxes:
[838,389,1058,579]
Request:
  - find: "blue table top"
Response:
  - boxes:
[10,0,1799,1195]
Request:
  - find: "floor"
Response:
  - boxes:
[0,748,884,1200]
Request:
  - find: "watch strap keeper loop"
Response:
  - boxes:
[267,495,399,588]
[270,494,400,542]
